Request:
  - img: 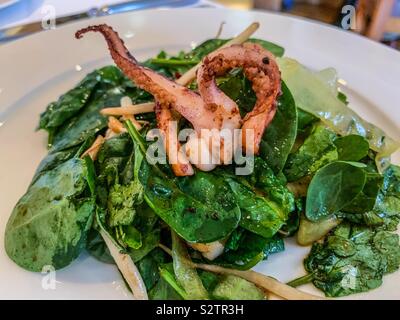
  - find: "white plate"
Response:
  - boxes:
[0,8,399,300]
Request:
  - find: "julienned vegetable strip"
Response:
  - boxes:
[101,102,155,116]
[193,264,324,300]
[100,22,260,117]
[100,230,148,300]
[176,22,260,85]
[158,243,323,300]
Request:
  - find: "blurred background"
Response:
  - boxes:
[0,0,399,49]
[215,0,400,49]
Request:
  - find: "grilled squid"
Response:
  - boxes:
[197,43,281,155]
[75,24,281,175]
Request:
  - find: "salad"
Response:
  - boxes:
[4,22,400,300]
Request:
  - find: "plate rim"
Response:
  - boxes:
[0,7,399,300]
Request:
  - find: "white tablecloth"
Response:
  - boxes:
[0,0,220,29]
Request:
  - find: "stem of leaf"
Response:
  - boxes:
[286,273,315,287]
[159,267,188,299]
[124,120,165,177]
[150,58,199,66]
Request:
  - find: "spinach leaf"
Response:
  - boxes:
[86,228,114,264]
[126,121,240,243]
[373,231,400,273]
[93,132,161,259]
[280,198,302,236]
[259,82,298,174]
[284,124,338,182]
[337,91,349,105]
[303,223,400,297]
[306,161,366,221]
[32,147,80,183]
[348,164,400,231]
[189,38,284,61]
[149,276,183,300]
[5,157,95,271]
[136,248,169,292]
[129,227,161,263]
[381,164,400,199]
[107,180,143,227]
[218,69,256,117]
[48,66,140,152]
[342,171,383,214]
[221,158,294,239]
[334,135,369,161]
[297,108,319,135]
[263,234,285,257]
[142,169,241,243]
[39,69,99,130]
[153,263,185,300]
[247,157,295,214]
[97,201,161,264]
[198,270,221,293]
[227,178,286,238]
[49,93,114,152]
[213,229,269,270]
[172,231,209,300]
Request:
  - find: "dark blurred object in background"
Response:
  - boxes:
[247,0,400,49]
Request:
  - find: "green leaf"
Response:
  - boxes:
[227,178,287,238]
[260,82,298,174]
[128,204,161,263]
[263,235,285,257]
[306,161,366,221]
[334,135,370,161]
[137,248,169,292]
[303,223,400,297]
[86,228,114,264]
[297,108,319,134]
[157,264,186,300]
[247,157,295,214]
[337,91,349,105]
[172,231,209,300]
[284,124,338,182]
[129,228,160,263]
[48,67,137,152]
[39,69,99,130]
[126,119,241,243]
[122,225,142,249]
[5,158,95,271]
[213,229,271,270]
[342,171,383,214]
[107,180,143,227]
[373,231,400,273]
[189,38,285,61]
